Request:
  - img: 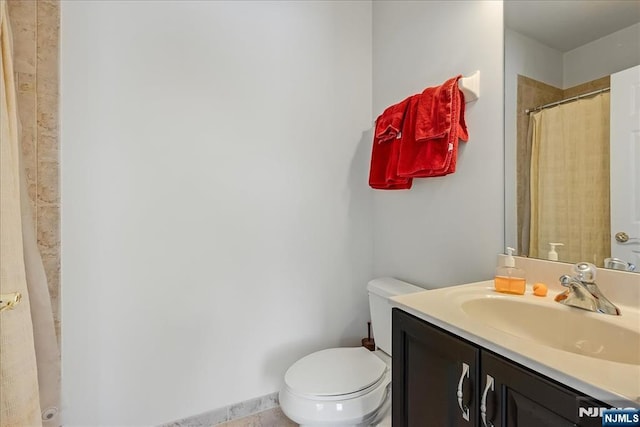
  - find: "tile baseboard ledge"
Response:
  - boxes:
[160,392,288,426]
[218,407,297,427]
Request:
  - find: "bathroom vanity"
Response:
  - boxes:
[390,278,640,427]
[392,308,605,426]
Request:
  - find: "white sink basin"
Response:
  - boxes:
[461,297,640,365]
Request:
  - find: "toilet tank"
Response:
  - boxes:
[367,277,425,356]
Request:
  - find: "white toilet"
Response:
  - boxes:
[279,278,424,426]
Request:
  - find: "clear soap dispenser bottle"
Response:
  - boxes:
[547,243,564,261]
[494,247,526,295]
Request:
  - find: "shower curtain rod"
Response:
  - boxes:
[525,87,610,114]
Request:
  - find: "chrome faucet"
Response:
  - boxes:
[554,262,621,315]
[604,257,636,272]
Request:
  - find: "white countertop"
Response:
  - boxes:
[391,280,640,407]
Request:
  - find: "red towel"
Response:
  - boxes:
[397,76,469,178]
[368,97,413,189]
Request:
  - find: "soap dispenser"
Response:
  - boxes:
[547,243,564,261]
[494,247,526,295]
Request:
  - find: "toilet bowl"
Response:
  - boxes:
[279,278,425,426]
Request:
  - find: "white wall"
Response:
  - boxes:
[504,29,563,250]
[60,1,372,425]
[563,23,640,88]
[371,1,505,287]
[504,28,564,89]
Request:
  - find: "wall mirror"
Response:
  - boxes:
[504,0,640,272]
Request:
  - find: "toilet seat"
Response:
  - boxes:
[279,348,391,426]
[284,347,387,398]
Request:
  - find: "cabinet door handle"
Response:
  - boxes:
[456,362,470,421]
[480,374,495,427]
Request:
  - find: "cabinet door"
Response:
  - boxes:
[480,351,607,427]
[392,309,480,427]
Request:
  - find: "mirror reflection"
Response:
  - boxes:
[504,1,640,272]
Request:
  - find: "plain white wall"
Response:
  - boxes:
[504,28,564,89]
[563,23,640,88]
[60,1,372,425]
[504,29,563,250]
[371,1,505,287]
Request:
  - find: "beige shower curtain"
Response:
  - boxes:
[528,92,610,266]
[1,1,60,426]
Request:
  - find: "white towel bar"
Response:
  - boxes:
[374,71,480,123]
[459,70,480,103]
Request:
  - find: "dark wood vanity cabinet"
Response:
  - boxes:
[392,306,480,426]
[481,351,606,427]
[392,309,608,427]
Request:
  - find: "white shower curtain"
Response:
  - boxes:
[528,92,611,266]
[1,1,60,425]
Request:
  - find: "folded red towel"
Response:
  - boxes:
[413,77,458,141]
[397,76,469,178]
[368,97,413,189]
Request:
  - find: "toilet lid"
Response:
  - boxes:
[284,347,387,397]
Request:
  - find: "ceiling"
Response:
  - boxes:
[504,0,640,52]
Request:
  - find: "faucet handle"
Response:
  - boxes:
[573,262,597,283]
[559,275,572,287]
